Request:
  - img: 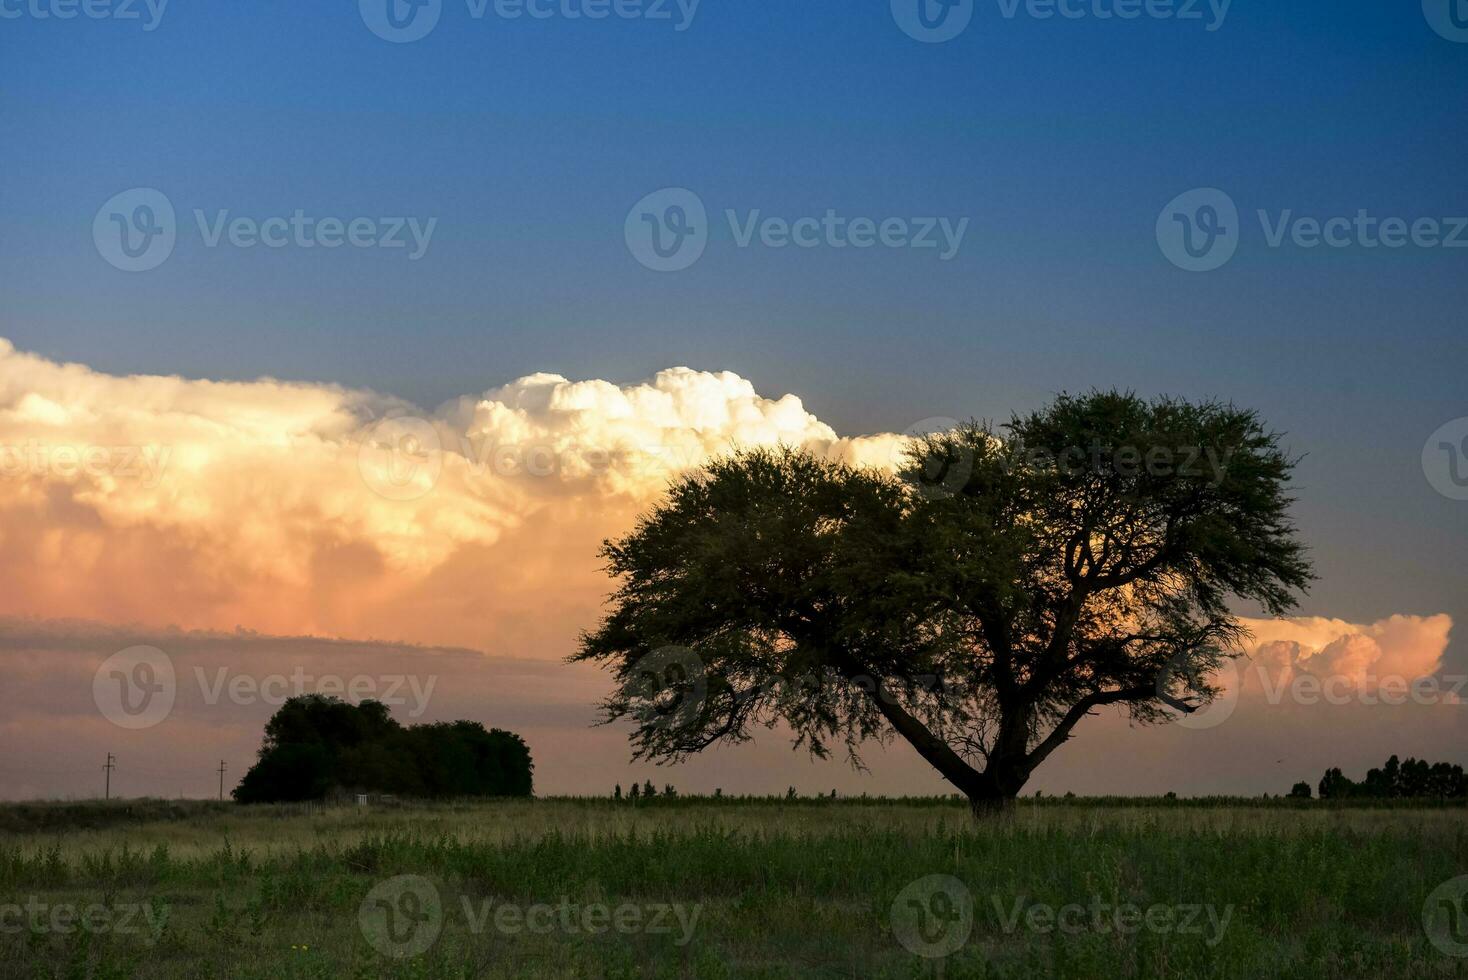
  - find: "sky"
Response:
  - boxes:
[1,1,1465,799]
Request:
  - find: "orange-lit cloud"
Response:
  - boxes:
[0,339,901,651]
[0,340,1458,800]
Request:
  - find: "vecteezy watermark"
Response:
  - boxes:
[891,0,1229,43]
[1423,0,1468,43]
[0,441,171,488]
[1424,875,1468,957]
[892,417,975,500]
[1005,437,1235,485]
[358,876,701,959]
[1424,418,1468,502]
[361,877,444,959]
[93,188,438,272]
[891,0,975,43]
[0,898,169,941]
[627,645,708,731]
[92,645,438,730]
[993,895,1233,947]
[1252,669,1467,709]
[0,0,168,30]
[358,415,445,502]
[1155,650,1467,732]
[1157,188,1468,272]
[625,188,969,272]
[359,0,700,43]
[1155,188,1239,272]
[1155,652,1242,730]
[627,646,954,734]
[93,646,177,730]
[891,874,974,960]
[356,413,648,501]
[93,188,176,272]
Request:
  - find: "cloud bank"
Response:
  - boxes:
[0,339,900,650]
[0,340,1456,799]
[0,613,1455,801]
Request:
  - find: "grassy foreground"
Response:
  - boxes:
[2,797,1467,979]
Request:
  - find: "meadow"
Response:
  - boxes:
[2,796,1467,979]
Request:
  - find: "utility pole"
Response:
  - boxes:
[104,753,116,800]
[217,760,227,801]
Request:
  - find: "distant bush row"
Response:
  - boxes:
[233,695,533,803]
[1288,755,1467,800]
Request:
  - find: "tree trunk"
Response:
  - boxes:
[967,789,1016,818]
[965,765,1026,819]
[863,680,1032,820]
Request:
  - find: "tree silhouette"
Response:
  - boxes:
[1316,757,1465,799]
[234,695,533,803]
[575,391,1311,814]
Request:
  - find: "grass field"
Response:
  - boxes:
[3,796,1467,978]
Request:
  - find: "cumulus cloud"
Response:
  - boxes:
[0,339,904,649]
[0,340,1458,800]
[1239,614,1454,695]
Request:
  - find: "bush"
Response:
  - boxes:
[233,695,532,803]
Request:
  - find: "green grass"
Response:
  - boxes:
[2,797,1467,978]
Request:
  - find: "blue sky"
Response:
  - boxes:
[3,1,1467,665]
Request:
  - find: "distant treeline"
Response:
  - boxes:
[1308,755,1467,800]
[233,695,533,804]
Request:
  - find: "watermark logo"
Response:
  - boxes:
[94,649,438,727]
[625,187,708,272]
[358,415,444,501]
[193,667,438,717]
[360,0,443,42]
[892,0,973,43]
[0,442,171,488]
[1423,0,1468,42]
[994,0,1230,30]
[93,646,176,730]
[1159,189,1468,271]
[0,0,168,30]
[0,898,170,941]
[1424,875,1468,957]
[94,188,176,273]
[358,877,701,957]
[362,0,700,43]
[360,876,444,959]
[626,188,970,271]
[894,417,975,500]
[1156,188,1238,272]
[994,895,1232,946]
[628,645,707,731]
[459,896,700,943]
[1155,651,1240,730]
[891,874,973,959]
[94,188,438,272]
[1424,418,1468,501]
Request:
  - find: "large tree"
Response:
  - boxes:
[574,392,1312,813]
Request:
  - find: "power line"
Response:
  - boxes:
[103,753,115,801]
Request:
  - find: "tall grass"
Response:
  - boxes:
[2,798,1466,978]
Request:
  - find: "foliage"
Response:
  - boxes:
[232,695,533,803]
[575,391,1312,808]
[1318,755,1468,799]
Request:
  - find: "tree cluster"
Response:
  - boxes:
[233,695,533,803]
[1317,755,1466,800]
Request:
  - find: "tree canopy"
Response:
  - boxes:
[574,390,1312,812]
[233,695,533,803]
